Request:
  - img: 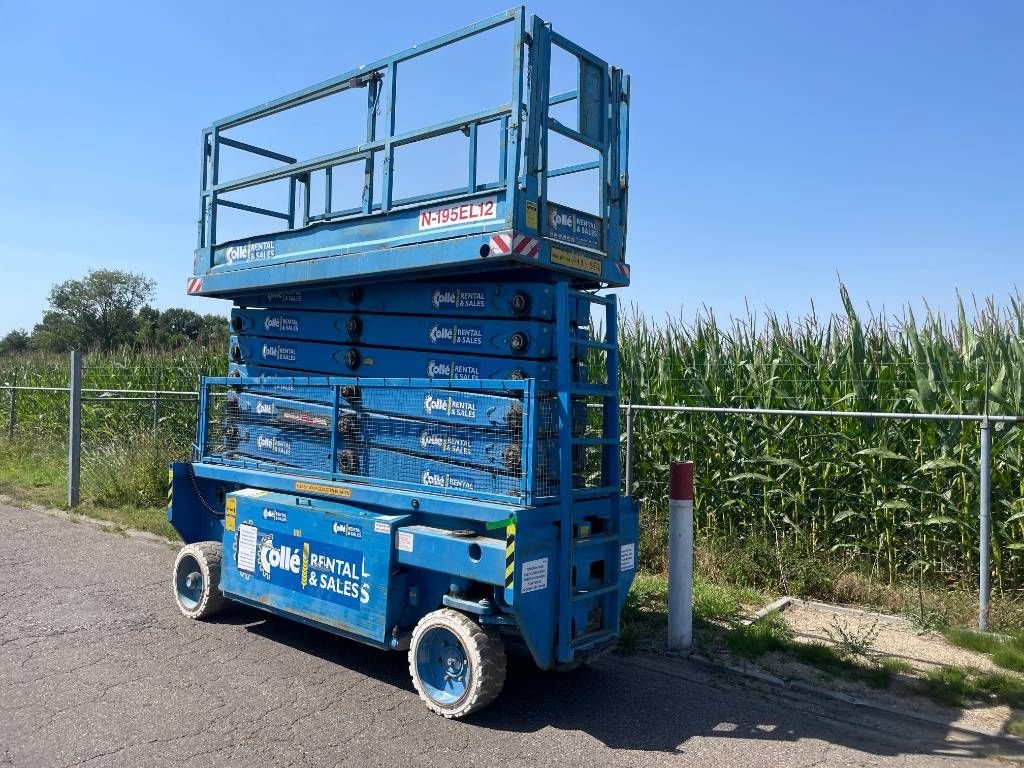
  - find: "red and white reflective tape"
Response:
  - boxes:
[186,278,204,295]
[489,232,539,258]
[512,233,539,257]
[668,461,694,651]
[614,262,631,279]
[488,233,512,255]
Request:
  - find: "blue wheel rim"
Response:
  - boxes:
[416,626,471,706]
[175,553,204,610]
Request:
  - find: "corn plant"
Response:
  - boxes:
[620,286,1024,590]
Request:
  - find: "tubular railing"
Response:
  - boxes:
[199,8,526,251]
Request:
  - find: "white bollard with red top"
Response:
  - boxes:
[668,461,694,651]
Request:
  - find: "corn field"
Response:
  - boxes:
[1,287,1022,590]
[621,286,1024,591]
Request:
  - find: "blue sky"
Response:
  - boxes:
[1,1,1021,336]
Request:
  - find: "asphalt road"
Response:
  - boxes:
[0,502,1019,768]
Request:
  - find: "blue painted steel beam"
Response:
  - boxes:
[230,307,555,359]
[217,198,291,221]
[549,89,578,106]
[547,160,601,179]
[548,117,603,151]
[233,281,563,321]
[395,525,506,586]
[218,136,297,164]
[219,377,533,429]
[228,336,556,381]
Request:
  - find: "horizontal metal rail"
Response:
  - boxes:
[211,103,511,196]
[626,403,1022,424]
[0,385,199,397]
[211,8,518,131]
[3,384,1017,423]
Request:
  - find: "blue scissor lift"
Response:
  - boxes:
[168,7,633,718]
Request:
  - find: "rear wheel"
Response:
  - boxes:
[409,608,506,719]
[172,541,226,620]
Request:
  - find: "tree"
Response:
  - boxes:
[134,305,161,347]
[157,308,205,346]
[32,269,155,352]
[0,329,30,356]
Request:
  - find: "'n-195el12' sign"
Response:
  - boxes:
[419,197,497,230]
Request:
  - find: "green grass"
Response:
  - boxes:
[944,627,1007,655]
[991,646,1024,674]
[1006,717,1024,738]
[0,435,179,540]
[943,627,1024,674]
[921,666,974,707]
[879,656,914,676]
[919,665,1024,709]
[619,571,769,654]
[724,612,792,658]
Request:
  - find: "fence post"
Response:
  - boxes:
[152,362,162,434]
[668,461,694,651]
[7,369,16,441]
[979,416,991,632]
[68,351,82,508]
[624,400,634,495]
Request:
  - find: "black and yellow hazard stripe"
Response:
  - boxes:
[167,468,173,509]
[505,523,516,589]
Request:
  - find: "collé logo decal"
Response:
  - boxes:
[225,241,275,265]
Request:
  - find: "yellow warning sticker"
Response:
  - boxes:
[525,201,538,230]
[224,497,237,531]
[294,481,352,499]
[551,246,602,275]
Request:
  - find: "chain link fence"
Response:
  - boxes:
[2,352,1023,628]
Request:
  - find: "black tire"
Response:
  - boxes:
[409,608,506,719]
[172,541,226,620]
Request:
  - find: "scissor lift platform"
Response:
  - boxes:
[171,7,636,720]
[188,7,630,298]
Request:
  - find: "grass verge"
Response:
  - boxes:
[622,571,1024,710]
[0,434,179,540]
[944,627,1024,675]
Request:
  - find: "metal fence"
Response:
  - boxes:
[620,402,1021,631]
[1,351,1021,630]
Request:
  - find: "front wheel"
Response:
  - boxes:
[172,541,226,620]
[409,608,506,719]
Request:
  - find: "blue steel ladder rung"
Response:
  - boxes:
[571,629,618,653]
[572,533,619,549]
[570,337,615,351]
[567,288,614,307]
[571,486,619,501]
[571,583,619,601]
[571,437,618,446]
[569,385,615,397]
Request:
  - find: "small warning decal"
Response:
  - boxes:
[294,481,352,499]
[521,557,548,593]
[620,543,635,571]
[397,530,414,553]
[550,246,602,275]
[237,524,258,573]
[224,497,237,532]
[525,201,538,230]
[374,521,390,534]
